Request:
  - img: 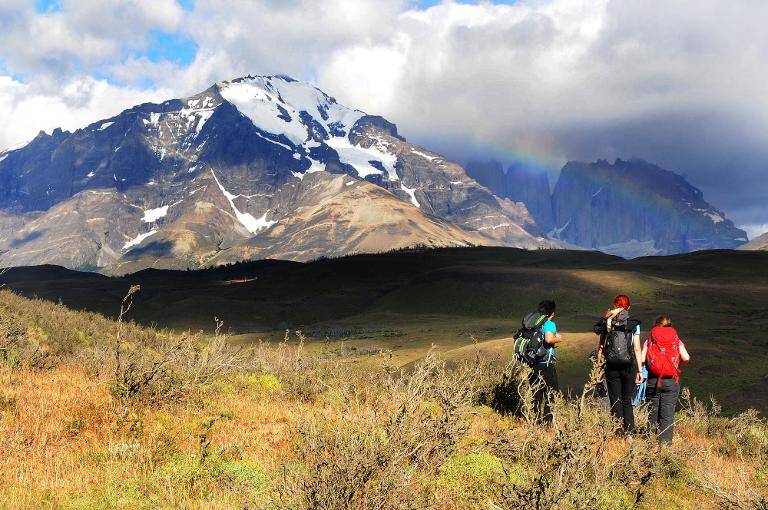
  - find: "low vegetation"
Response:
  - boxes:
[0,288,766,509]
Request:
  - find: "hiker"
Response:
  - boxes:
[642,315,690,443]
[531,300,561,422]
[595,295,642,433]
[513,300,561,422]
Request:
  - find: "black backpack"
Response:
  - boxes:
[514,312,550,366]
[595,313,640,365]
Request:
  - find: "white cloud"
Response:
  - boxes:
[0,0,766,225]
[742,223,768,241]
[0,0,184,81]
[0,76,172,150]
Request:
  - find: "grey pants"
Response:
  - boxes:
[646,377,680,443]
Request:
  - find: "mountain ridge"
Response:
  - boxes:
[0,74,556,274]
[550,158,747,257]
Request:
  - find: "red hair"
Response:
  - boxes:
[613,295,631,309]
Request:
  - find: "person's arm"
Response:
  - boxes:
[605,307,624,331]
[545,331,562,345]
[679,342,690,363]
[597,333,605,363]
[633,326,643,384]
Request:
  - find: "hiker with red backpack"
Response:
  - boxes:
[594,295,643,433]
[642,315,690,443]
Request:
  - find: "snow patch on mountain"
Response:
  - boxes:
[250,212,277,232]
[401,184,420,207]
[219,80,311,145]
[98,122,114,131]
[326,137,397,180]
[193,110,214,138]
[143,205,169,223]
[696,208,724,223]
[549,220,571,239]
[219,75,404,182]
[252,130,293,151]
[269,76,364,132]
[307,159,326,174]
[211,169,276,235]
[411,148,437,161]
[124,229,157,250]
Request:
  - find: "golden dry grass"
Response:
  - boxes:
[0,289,766,509]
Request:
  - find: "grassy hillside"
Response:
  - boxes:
[0,288,767,509]
[3,247,768,413]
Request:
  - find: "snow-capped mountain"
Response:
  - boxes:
[550,159,748,257]
[0,75,555,273]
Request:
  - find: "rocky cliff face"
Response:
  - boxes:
[0,75,556,273]
[550,159,748,257]
[465,161,553,231]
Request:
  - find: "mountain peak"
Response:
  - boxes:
[552,158,747,256]
[0,75,555,273]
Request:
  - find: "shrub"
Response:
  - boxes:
[490,360,660,510]
[433,453,508,507]
[285,350,492,509]
[239,373,283,393]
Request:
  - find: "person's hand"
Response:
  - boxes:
[635,372,644,385]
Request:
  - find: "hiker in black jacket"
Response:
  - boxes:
[595,294,643,433]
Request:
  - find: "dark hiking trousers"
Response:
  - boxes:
[531,363,558,424]
[605,363,636,432]
[646,376,680,443]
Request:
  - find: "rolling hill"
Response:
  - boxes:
[3,246,767,413]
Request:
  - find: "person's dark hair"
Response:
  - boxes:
[655,315,673,327]
[538,300,556,317]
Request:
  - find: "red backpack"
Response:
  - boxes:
[646,325,682,385]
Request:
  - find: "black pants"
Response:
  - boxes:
[605,363,636,432]
[646,377,680,443]
[531,363,559,423]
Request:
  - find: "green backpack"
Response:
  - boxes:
[513,312,549,366]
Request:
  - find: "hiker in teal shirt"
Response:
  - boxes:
[541,319,558,365]
[531,300,561,423]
